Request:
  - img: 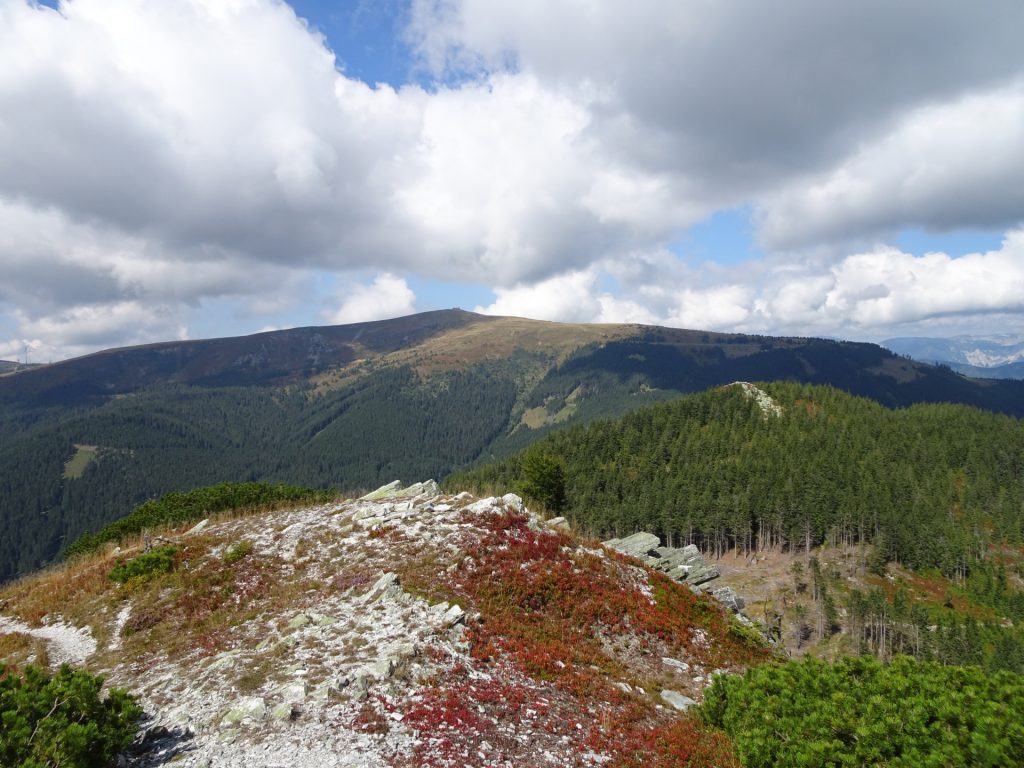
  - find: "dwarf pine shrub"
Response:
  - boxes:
[0,664,141,768]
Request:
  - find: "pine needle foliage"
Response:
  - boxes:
[0,664,140,768]
[453,382,1024,573]
[700,655,1024,767]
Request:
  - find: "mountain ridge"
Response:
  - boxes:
[5,310,1024,583]
[0,482,764,767]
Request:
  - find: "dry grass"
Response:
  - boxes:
[1,549,122,627]
[0,497,351,675]
[309,316,639,395]
[0,632,49,669]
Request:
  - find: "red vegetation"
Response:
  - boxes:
[399,505,764,766]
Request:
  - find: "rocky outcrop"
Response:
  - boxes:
[731,381,783,418]
[603,534,754,616]
[710,586,745,613]
[603,532,661,559]
[603,535,722,591]
[1,481,767,768]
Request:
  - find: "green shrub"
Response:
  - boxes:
[0,664,141,768]
[108,546,178,584]
[701,655,1024,767]
[517,450,566,512]
[223,540,253,564]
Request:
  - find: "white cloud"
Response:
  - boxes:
[758,83,1024,250]
[475,270,607,323]
[408,1,1024,197]
[637,233,1024,337]
[806,239,1024,329]
[11,300,186,360]
[595,295,658,326]
[471,232,1024,339]
[1,0,1023,357]
[475,268,659,325]
[664,285,754,330]
[327,273,417,325]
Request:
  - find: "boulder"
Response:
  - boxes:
[603,532,661,559]
[649,545,703,573]
[441,603,465,628]
[662,657,690,673]
[685,563,721,586]
[467,497,499,514]
[501,493,525,512]
[220,697,267,726]
[394,480,440,498]
[659,690,696,711]
[270,703,297,721]
[359,481,403,501]
[361,572,402,604]
[367,658,395,680]
[184,519,209,537]
[277,681,307,704]
[711,586,744,612]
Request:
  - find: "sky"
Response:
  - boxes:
[2,0,1023,362]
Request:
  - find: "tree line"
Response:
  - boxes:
[452,382,1024,575]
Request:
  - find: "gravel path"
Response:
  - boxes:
[0,615,97,665]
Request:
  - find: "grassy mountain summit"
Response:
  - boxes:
[4,310,1024,583]
[0,359,40,376]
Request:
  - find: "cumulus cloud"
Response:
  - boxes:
[758,83,1024,250]
[475,230,1024,338]
[3,301,189,362]
[0,0,701,358]
[408,0,1024,197]
[475,271,600,323]
[327,273,417,325]
[1,0,1023,357]
[474,268,657,326]
[777,237,1024,331]
[577,232,1024,338]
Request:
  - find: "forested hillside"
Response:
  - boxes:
[0,365,516,581]
[453,382,1024,574]
[455,383,1024,671]
[5,310,1024,583]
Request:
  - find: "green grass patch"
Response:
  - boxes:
[223,540,253,565]
[62,444,98,480]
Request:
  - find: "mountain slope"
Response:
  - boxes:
[5,310,1024,582]
[0,484,765,767]
[453,382,1024,573]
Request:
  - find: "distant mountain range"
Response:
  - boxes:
[884,335,1024,379]
[4,309,1024,581]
